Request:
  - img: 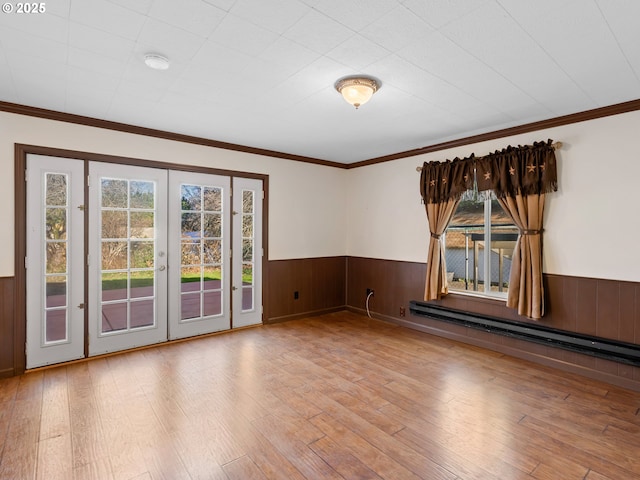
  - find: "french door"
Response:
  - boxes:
[26,155,263,367]
[232,177,263,328]
[168,171,231,340]
[88,163,169,355]
[26,156,85,368]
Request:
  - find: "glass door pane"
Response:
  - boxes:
[241,190,255,311]
[100,178,156,333]
[45,173,70,342]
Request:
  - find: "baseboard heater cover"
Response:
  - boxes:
[409,301,640,366]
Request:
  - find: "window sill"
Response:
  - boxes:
[447,289,508,302]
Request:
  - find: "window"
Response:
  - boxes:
[444,191,518,297]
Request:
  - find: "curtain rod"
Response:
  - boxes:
[415,141,562,172]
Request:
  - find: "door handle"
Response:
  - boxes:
[158,265,166,271]
[232,286,237,291]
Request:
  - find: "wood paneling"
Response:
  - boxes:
[267,257,346,323]
[346,257,640,391]
[346,257,425,318]
[4,254,640,391]
[0,277,15,377]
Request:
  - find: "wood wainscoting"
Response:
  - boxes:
[0,277,15,378]
[346,256,640,391]
[4,256,640,391]
[266,257,347,323]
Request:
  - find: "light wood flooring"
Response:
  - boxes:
[1,311,639,479]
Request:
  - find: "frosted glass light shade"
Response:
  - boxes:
[144,54,170,70]
[335,76,380,109]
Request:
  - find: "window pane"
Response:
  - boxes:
[242,190,253,213]
[242,263,253,286]
[181,293,201,320]
[101,179,128,208]
[445,192,516,296]
[203,265,221,288]
[181,185,201,211]
[242,239,253,262]
[46,208,67,241]
[102,210,127,239]
[131,271,154,299]
[46,243,67,274]
[46,310,67,342]
[131,300,154,328]
[102,241,128,270]
[445,195,485,293]
[203,213,222,238]
[182,213,201,237]
[203,239,222,264]
[102,272,127,301]
[242,214,253,237]
[130,211,154,238]
[130,181,154,209]
[489,200,518,293]
[46,276,66,308]
[46,174,67,206]
[203,187,222,212]
[131,241,154,269]
[242,287,253,311]
[102,302,127,333]
[203,291,222,316]
[181,266,201,290]
[181,240,201,265]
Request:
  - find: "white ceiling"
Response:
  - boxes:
[1,0,639,164]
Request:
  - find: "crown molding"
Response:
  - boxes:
[3,98,640,170]
[0,100,346,169]
[346,98,640,169]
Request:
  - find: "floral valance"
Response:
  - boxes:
[420,139,558,203]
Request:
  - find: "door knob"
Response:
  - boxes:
[158,265,166,271]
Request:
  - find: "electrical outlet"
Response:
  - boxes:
[399,306,406,317]
[366,288,374,297]
[294,291,299,300]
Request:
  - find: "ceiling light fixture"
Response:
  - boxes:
[144,53,170,71]
[335,76,380,109]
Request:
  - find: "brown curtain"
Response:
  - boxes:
[475,140,557,319]
[420,157,473,300]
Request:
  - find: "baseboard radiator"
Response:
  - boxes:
[409,301,640,366]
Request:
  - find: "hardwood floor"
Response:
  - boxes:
[1,311,639,479]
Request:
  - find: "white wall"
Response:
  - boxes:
[0,111,347,275]
[3,108,640,283]
[346,109,640,283]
